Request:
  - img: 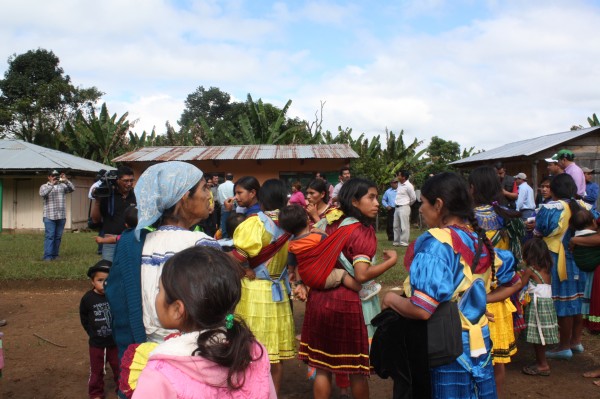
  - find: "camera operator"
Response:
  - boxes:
[39,169,75,261]
[90,166,137,261]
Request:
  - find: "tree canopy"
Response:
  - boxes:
[0,49,102,147]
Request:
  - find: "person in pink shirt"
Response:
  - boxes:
[288,181,307,208]
[132,246,276,399]
[552,149,586,197]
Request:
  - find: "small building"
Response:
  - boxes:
[451,126,600,188]
[112,144,359,187]
[0,140,114,232]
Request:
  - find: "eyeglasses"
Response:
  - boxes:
[120,178,135,183]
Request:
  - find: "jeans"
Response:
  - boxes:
[220,206,230,239]
[43,217,66,260]
[102,242,116,262]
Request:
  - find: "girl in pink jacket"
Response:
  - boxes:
[132,246,277,399]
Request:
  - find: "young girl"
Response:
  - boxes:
[132,246,276,398]
[521,238,559,376]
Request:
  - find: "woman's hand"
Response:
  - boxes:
[382,249,398,264]
[293,284,308,302]
[224,197,235,212]
[306,203,319,221]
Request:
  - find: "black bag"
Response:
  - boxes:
[427,300,463,367]
[87,200,103,230]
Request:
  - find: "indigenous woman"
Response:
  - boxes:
[534,173,587,359]
[382,172,519,398]
[298,178,397,399]
[468,166,524,395]
[234,176,261,216]
[305,178,331,227]
[231,179,295,395]
[106,161,220,397]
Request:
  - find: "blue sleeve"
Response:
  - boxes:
[494,249,518,286]
[534,205,562,237]
[409,234,464,313]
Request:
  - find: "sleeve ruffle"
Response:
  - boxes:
[233,216,267,258]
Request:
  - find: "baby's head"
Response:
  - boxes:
[279,205,309,237]
[225,212,246,239]
[124,205,138,229]
[86,259,112,295]
[570,209,597,232]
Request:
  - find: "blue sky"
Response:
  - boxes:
[1,0,600,152]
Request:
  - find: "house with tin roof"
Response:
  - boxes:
[451,126,600,188]
[113,144,360,188]
[0,140,113,231]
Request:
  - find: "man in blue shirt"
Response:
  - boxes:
[583,167,598,210]
[381,178,398,241]
[514,172,536,219]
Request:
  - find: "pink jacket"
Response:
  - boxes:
[132,333,276,399]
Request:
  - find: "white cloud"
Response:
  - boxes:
[1,0,599,152]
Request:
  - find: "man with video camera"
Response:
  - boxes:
[90,166,137,261]
[39,169,75,261]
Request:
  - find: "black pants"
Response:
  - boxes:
[386,208,395,241]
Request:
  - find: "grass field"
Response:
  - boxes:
[0,227,425,283]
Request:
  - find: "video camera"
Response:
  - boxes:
[92,169,119,198]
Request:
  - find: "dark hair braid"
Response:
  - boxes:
[468,212,496,285]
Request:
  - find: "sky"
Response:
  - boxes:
[1,0,600,152]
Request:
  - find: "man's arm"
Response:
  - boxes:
[90,199,103,224]
[584,184,599,204]
[408,185,417,205]
[39,182,54,197]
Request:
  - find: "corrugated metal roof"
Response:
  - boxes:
[113,144,360,162]
[0,140,114,173]
[451,126,600,165]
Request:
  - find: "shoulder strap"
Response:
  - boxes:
[529,267,546,284]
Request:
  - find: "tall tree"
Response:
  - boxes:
[178,86,233,128]
[0,49,102,147]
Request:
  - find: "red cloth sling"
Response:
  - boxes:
[294,222,361,289]
[247,231,291,268]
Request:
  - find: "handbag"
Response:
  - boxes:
[427,300,462,367]
[426,228,485,367]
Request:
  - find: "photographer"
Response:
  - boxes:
[90,166,137,261]
[39,169,75,261]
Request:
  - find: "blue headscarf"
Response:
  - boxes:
[134,161,203,240]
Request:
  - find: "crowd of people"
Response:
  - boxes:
[62,148,600,399]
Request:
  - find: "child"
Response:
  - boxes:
[132,246,276,398]
[80,259,119,399]
[521,238,559,376]
[279,204,381,300]
[217,212,246,252]
[95,205,138,245]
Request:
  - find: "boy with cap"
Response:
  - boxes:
[79,260,119,399]
[552,149,586,196]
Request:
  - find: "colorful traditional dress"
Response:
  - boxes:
[535,200,587,317]
[474,205,520,363]
[232,210,296,363]
[404,226,516,398]
[298,215,378,375]
[523,268,559,345]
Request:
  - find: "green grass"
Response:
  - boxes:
[0,231,100,280]
[0,227,426,282]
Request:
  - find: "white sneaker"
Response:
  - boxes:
[359,281,381,301]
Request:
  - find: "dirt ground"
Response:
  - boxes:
[1,280,600,399]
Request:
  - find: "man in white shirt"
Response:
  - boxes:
[217,173,235,238]
[393,170,416,247]
[513,173,536,220]
[331,167,351,206]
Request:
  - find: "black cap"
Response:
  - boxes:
[87,259,112,278]
[49,169,60,176]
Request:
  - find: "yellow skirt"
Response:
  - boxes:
[235,277,296,363]
[487,299,517,364]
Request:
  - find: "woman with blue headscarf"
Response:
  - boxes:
[106,161,221,362]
